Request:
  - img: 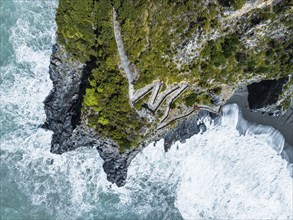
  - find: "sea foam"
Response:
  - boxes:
[173,104,292,219]
[0,0,292,219]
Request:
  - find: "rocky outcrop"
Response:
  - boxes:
[43,43,217,186]
[43,44,86,154]
[45,0,293,187]
[163,110,219,151]
[247,77,289,111]
[227,86,293,146]
[43,42,292,187]
[96,141,144,187]
[43,44,144,187]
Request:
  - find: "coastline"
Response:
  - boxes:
[43,44,292,186]
[226,87,293,163]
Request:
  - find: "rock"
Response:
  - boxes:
[43,44,84,154]
[163,110,219,151]
[247,77,289,113]
[43,43,290,187]
[43,44,143,186]
[43,44,218,186]
[45,43,290,187]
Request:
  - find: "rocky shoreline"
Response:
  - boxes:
[42,44,217,186]
[42,44,131,186]
[43,43,292,187]
[43,44,85,154]
[226,87,293,163]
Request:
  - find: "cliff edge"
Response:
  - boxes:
[43,0,292,186]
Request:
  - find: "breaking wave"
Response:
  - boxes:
[0,0,292,219]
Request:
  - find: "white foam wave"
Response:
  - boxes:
[174,104,292,219]
[0,0,57,136]
[222,104,285,153]
[0,0,292,219]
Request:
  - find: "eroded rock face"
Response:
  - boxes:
[43,44,291,187]
[44,0,292,187]
[43,44,143,186]
[42,43,215,186]
[43,44,85,154]
[97,141,143,187]
[247,77,288,112]
[163,111,219,151]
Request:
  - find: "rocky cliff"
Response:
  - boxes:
[43,0,292,186]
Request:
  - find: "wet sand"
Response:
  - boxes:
[226,87,293,163]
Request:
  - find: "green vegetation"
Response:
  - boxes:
[170,102,177,109]
[184,92,211,106]
[116,0,221,89]
[57,0,144,150]
[279,79,293,111]
[56,0,111,63]
[185,93,197,107]
[83,60,145,150]
[281,97,291,111]
[191,7,292,89]
[56,0,293,150]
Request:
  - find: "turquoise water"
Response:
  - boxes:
[0,1,182,219]
[0,0,15,66]
[0,1,292,220]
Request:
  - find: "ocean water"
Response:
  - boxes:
[0,1,292,220]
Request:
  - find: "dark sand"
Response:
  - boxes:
[226,87,293,163]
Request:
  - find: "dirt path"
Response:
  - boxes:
[112,8,192,127]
